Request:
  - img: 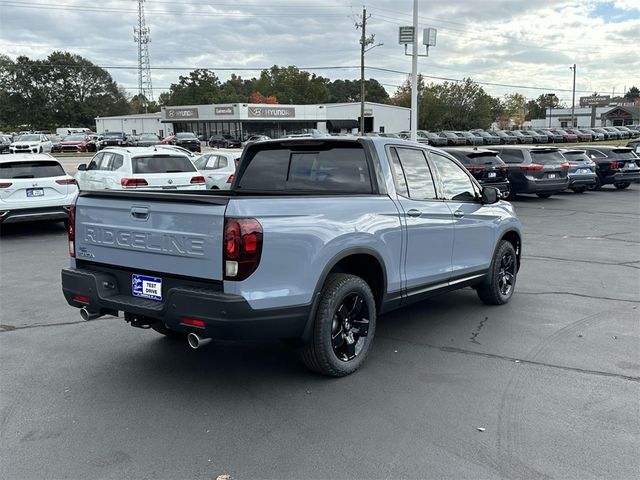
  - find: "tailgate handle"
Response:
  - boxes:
[131,206,149,220]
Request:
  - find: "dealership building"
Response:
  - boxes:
[95,101,410,139]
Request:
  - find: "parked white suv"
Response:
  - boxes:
[193,150,241,189]
[9,134,53,154]
[74,147,206,191]
[0,154,78,226]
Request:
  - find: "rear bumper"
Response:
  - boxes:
[603,172,640,184]
[0,205,71,224]
[517,179,568,194]
[61,267,310,340]
[480,180,510,193]
[568,174,597,187]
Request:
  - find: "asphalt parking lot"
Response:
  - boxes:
[1,187,639,479]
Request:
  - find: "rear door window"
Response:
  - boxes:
[0,160,65,178]
[391,147,437,200]
[132,155,197,174]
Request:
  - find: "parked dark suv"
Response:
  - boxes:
[582,146,640,190]
[443,147,511,197]
[491,146,569,198]
[208,134,241,148]
[99,132,127,149]
[174,132,201,152]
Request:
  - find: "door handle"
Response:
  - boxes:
[453,210,465,218]
[131,206,149,220]
[406,209,422,218]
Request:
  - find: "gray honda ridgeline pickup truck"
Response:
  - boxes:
[62,137,522,376]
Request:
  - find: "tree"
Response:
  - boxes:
[248,91,278,104]
[327,78,390,104]
[0,51,129,130]
[130,94,159,113]
[503,93,526,127]
[164,69,221,106]
[253,65,330,104]
[624,86,639,102]
[390,74,425,108]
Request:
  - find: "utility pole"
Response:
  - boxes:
[570,64,576,127]
[355,7,382,135]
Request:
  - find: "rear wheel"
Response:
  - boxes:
[588,176,602,191]
[571,186,586,193]
[537,193,552,198]
[301,274,376,377]
[614,182,631,190]
[477,241,518,305]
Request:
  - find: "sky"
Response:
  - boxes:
[1,0,639,105]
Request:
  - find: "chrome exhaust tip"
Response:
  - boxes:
[80,307,103,321]
[187,332,212,349]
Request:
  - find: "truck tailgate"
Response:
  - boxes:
[74,192,228,281]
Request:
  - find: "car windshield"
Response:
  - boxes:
[0,160,65,178]
[131,155,197,174]
[176,133,196,139]
[17,135,40,142]
[66,135,86,141]
[104,132,124,137]
[531,150,564,164]
[555,130,569,135]
[460,132,475,137]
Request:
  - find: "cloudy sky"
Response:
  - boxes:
[1,0,639,105]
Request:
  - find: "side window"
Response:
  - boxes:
[389,148,409,197]
[111,154,124,171]
[430,153,476,202]
[87,153,102,170]
[394,147,437,200]
[500,149,525,164]
[98,152,113,170]
[217,156,228,169]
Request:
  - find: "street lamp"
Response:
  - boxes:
[546,93,555,128]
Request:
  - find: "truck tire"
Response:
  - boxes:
[476,240,518,305]
[302,273,376,377]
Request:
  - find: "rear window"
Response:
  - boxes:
[0,160,65,178]
[499,149,524,163]
[611,150,637,160]
[132,155,196,174]
[562,152,590,162]
[237,145,372,193]
[531,150,565,164]
[465,153,504,166]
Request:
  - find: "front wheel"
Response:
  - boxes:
[614,182,630,190]
[477,241,518,305]
[301,273,376,377]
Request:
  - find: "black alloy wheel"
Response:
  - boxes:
[477,240,518,305]
[330,293,370,362]
[588,176,602,191]
[302,273,376,376]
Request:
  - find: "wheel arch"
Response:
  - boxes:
[500,229,522,271]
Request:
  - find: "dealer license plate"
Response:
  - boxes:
[627,163,638,169]
[26,188,44,197]
[578,168,590,174]
[488,172,497,178]
[548,173,556,179]
[132,274,162,301]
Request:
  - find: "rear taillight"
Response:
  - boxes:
[500,166,509,172]
[465,166,484,172]
[56,178,77,185]
[226,174,235,184]
[190,176,205,184]
[561,162,571,170]
[0,182,12,188]
[520,163,544,171]
[610,161,620,169]
[223,217,263,281]
[68,206,75,257]
[121,178,148,187]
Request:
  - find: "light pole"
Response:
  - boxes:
[570,64,576,127]
[546,93,555,128]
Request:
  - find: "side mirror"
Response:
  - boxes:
[481,186,499,204]
[77,163,87,171]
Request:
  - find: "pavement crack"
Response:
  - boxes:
[379,335,640,383]
[469,316,488,345]
[517,291,640,304]
[0,317,113,333]
[522,255,640,269]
